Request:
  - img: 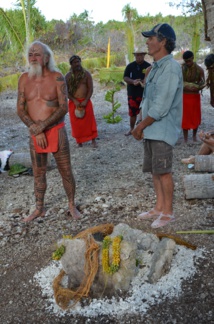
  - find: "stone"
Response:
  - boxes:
[60,239,86,289]
[60,224,177,299]
[60,227,137,298]
[147,238,176,284]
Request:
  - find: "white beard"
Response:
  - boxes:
[28,63,42,78]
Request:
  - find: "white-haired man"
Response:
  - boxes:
[17,41,81,222]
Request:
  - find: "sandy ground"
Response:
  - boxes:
[0,80,214,323]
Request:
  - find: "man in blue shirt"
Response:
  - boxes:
[132,23,182,228]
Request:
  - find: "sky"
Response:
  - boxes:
[0,0,183,24]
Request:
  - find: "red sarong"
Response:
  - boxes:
[68,99,98,144]
[182,93,201,130]
[32,122,65,153]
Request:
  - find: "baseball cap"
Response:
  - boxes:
[142,23,176,41]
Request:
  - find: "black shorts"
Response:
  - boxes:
[143,140,173,174]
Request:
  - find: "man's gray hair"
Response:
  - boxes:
[26,41,58,72]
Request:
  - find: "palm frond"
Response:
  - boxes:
[0,8,24,50]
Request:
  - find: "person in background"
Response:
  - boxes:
[132,23,183,228]
[123,48,151,136]
[181,130,214,164]
[136,65,153,124]
[17,41,81,222]
[181,50,205,143]
[65,55,98,148]
[204,53,214,107]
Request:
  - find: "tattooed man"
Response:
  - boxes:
[17,41,81,222]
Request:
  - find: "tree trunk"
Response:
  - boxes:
[183,173,214,199]
[10,152,52,168]
[202,0,214,49]
[194,155,214,172]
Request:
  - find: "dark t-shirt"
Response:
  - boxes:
[123,60,151,97]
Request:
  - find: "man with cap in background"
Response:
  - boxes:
[123,48,151,136]
[132,23,183,228]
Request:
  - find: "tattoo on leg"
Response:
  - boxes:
[30,138,47,209]
[53,128,76,202]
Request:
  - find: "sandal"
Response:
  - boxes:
[138,209,161,220]
[151,213,175,228]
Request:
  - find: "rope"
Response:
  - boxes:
[52,223,114,309]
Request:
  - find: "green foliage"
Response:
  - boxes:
[122,4,136,63]
[82,57,107,70]
[103,85,122,124]
[52,245,66,260]
[191,14,203,60]
[57,62,70,75]
[0,8,24,51]
[0,2,48,53]
[0,73,21,92]
[135,258,144,267]
[0,3,209,79]
[99,67,125,84]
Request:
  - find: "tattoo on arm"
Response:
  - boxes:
[56,76,64,82]
[17,91,34,127]
[42,105,67,129]
[61,83,67,95]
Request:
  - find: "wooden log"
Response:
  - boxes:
[183,173,214,199]
[10,152,52,168]
[194,155,214,172]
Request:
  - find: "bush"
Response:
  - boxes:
[57,62,70,75]
[103,85,122,124]
[0,73,21,92]
[99,67,125,84]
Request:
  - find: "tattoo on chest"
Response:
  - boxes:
[46,101,59,108]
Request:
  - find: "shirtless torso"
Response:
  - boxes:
[21,72,60,121]
[182,62,205,94]
[18,66,67,149]
[65,58,93,109]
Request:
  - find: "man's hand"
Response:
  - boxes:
[133,79,141,86]
[29,121,45,136]
[35,132,47,149]
[79,99,88,108]
[199,130,211,141]
[131,124,144,140]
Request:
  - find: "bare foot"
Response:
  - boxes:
[92,140,98,148]
[22,208,46,222]
[181,156,195,164]
[67,205,81,220]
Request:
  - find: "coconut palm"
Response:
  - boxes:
[0,0,38,52]
[122,4,138,63]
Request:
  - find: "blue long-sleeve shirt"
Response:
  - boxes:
[142,54,183,147]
